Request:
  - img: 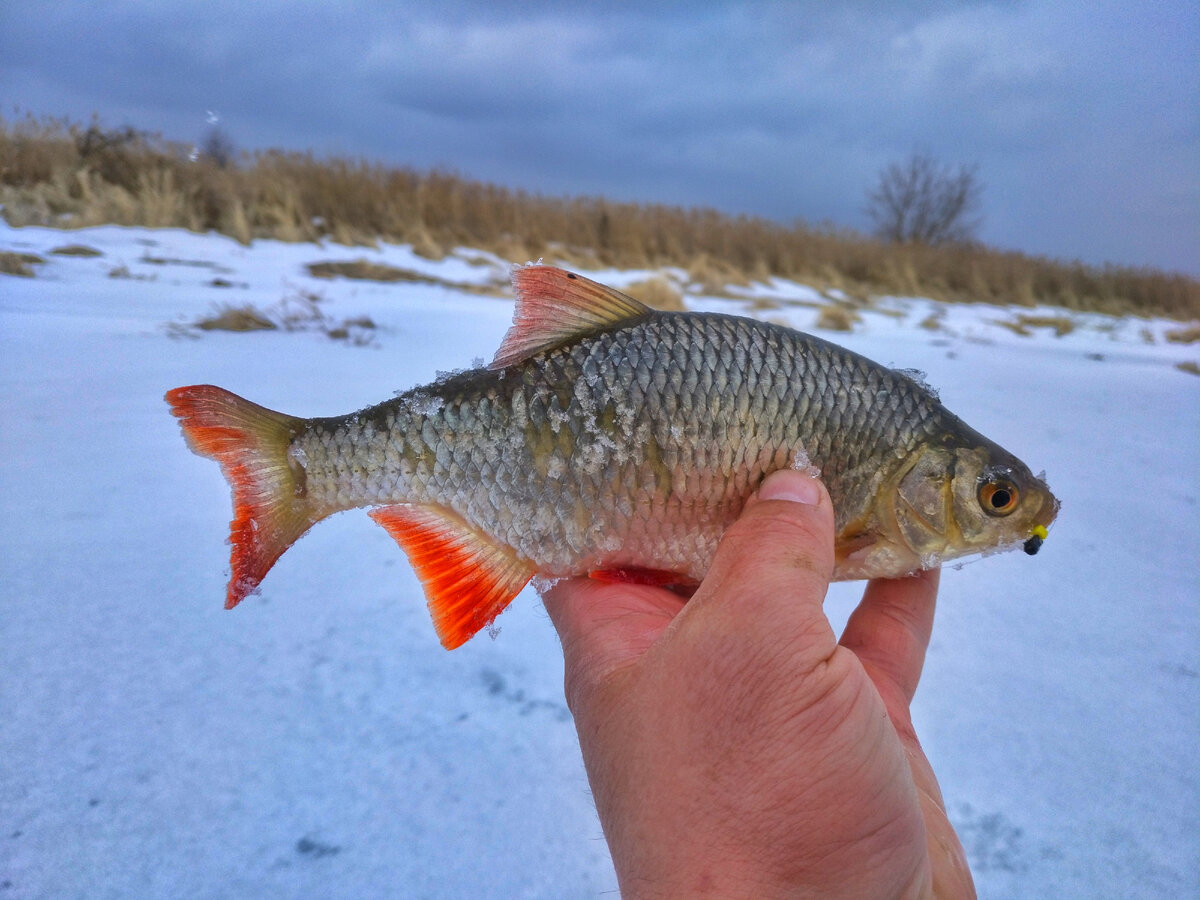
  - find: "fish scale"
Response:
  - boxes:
[167,264,1058,649]
[301,313,924,573]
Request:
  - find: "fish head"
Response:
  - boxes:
[887,441,1060,568]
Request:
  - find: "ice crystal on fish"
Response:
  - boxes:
[790,448,821,478]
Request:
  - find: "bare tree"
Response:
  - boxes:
[199,126,236,169]
[866,153,983,245]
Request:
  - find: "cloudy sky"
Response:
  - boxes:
[2,1,1196,274]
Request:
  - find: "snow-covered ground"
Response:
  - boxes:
[2,222,1197,898]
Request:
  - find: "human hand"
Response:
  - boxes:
[541,469,975,898]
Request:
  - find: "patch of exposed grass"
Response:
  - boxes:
[1016,314,1076,337]
[919,312,945,331]
[1165,324,1200,344]
[194,305,277,332]
[815,304,860,332]
[140,255,220,268]
[748,296,781,312]
[175,289,377,346]
[308,259,438,283]
[50,244,102,257]
[108,264,154,281]
[996,313,1077,337]
[623,277,686,311]
[0,250,44,276]
[995,319,1032,336]
[306,258,507,296]
[1175,361,1200,376]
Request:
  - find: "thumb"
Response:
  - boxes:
[543,469,836,709]
[685,468,837,640]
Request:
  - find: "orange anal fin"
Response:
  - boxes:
[369,504,535,650]
[589,567,700,598]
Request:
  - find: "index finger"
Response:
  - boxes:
[838,568,939,707]
[540,577,687,708]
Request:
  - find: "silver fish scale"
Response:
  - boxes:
[296,313,947,578]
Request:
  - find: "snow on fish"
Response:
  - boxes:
[166,265,1059,648]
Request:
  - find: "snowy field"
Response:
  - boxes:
[2,222,1197,898]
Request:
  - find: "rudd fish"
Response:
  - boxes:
[166,265,1059,648]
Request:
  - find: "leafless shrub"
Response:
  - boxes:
[867,153,983,246]
[199,127,236,169]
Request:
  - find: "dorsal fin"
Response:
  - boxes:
[490,265,651,370]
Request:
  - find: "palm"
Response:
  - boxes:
[546,569,974,898]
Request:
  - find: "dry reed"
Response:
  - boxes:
[3,112,1198,319]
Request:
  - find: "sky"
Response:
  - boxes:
[2,0,1197,275]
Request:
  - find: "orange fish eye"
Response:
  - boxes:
[979,480,1019,516]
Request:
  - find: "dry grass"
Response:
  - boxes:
[996,313,1077,337]
[1016,314,1076,337]
[179,289,377,345]
[307,259,440,284]
[108,264,153,281]
[918,311,945,331]
[815,304,860,332]
[50,244,102,257]
[994,319,1032,337]
[194,305,277,332]
[4,112,1199,319]
[1165,324,1200,344]
[306,258,506,296]
[1,250,44,276]
[1176,361,1200,376]
[623,277,686,311]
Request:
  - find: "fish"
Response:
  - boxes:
[166,264,1059,648]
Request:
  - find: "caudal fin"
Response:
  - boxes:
[166,384,318,608]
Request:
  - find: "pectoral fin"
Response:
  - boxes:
[369,504,535,649]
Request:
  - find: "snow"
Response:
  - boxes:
[2,222,1198,898]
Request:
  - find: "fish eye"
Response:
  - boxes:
[979,480,1019,516]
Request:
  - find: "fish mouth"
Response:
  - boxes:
[1023,526,1047,556]
[1022,489,1061,555]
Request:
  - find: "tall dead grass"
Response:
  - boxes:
[3,112,1197,319]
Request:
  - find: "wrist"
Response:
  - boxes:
[611,839,934,900]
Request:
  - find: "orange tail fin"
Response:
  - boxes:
[166,385,319,609]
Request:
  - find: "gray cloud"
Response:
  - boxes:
[1,0,1196,273]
